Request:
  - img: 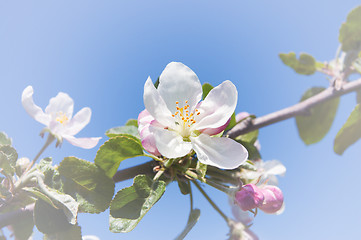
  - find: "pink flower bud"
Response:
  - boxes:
[258,185,284,214]
[234,184,264,211]
[138,109,161,156]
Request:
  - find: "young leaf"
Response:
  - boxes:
[125,119,138,127]
[202,83,213,99]
[177,178,190,195]
[174,209,201,240]
[236,130,259,145]
[296,87,339,145]
[339,6,361,52]
[225,113,237,131]
[0,151,15,176]
[279,52,317,75]
[94,134,144,178]
[334,104,361,155]
[109,175,166,233]
[0,132,12,146]
[0,145,18,169]
[105,126,139,138]
[59,157,115,213]
[34,199,73,234]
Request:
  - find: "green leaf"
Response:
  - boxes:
[339,6,361,52]
[202,83,213,99]
[353,58,361,74]
[296,87,340,145]
[225,113,237,131]
[334,104,361,155]
[43,225,82,240]
[279,52,317,75]
[22,187,59,209]
[154,77,160,89]
[236,130,259,145]
[125,119,139,128]
[174,209,201,240]
[36,158,63,191]
[196,161,207,179]
[177,178,190,195]
[0,151,15,176]
[34,199,73,234]
[105,126,139,138]
[109,175,166,233]
[95,134,144,178]
[10,209,34,240]
[59,157,115,213]
[0,132,11,146]
[236,140,261,160]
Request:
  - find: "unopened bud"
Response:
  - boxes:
[234,184,264,211]
[258,185,284,214]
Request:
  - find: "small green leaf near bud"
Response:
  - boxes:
[279,52,317,75]
[105,126,139,138]
[339,6,361,52]
[0,132,12,146]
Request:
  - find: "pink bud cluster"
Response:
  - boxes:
[234,184,284,214]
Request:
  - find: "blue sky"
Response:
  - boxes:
[1,1,361,239]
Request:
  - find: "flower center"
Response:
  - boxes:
[56,112,69,125]
[171,100,201,138]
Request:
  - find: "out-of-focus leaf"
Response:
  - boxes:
[353,58,361,74]
[334,104,361,155]
[0,152,14,176]
[43,225,82,240]
[0,145,18,175]
[339,6,361,52]
[279,52,317,75]
[174,209,201,240]
[105,126,139,138]
[0,132,11,146]
[225,113,237,131]
[296,87,339,145]
[236,130,259,145]
[59,157,115,213]
[109,175,166,233]
[95,134,144,178]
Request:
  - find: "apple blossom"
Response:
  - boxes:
[141,62,248,169]
[258,185,284,214]
[22,86,101,149]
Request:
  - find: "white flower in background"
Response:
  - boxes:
[141,62,248,169]
[82,235,100,240]
[227,219,259,240]
[22,86,101,149]
[241,159,286,186]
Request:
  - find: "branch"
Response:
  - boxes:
[227,78,361,138]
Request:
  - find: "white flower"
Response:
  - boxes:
[22,86,101,149]
[142,62,248,169]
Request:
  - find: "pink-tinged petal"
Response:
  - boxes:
[258,185,284,214]
[63,107,91,136]
[22,86,51,125]
[190,134,248,169]
[143,77,175,128]
[234,184,264,211]
[138,109,155,132]
[157,62,202,113]
[235,112,250,122]
[150,126,192,158]
[200,117,230,135]
[63,135,101,149]
[139,124,161,156]
[193,80,237,131]
[45,92,74,118]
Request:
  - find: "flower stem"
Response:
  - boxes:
[192,181,229,223]
[153,169,164,181]
[188,180,193,210]
[24,134,55,174]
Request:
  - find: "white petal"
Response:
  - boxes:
[158,62,202,113]
[143,77,175,127]
[190,134,248,169]
[193,80,237,130]
[150,126,192,158]
[63,107,91,136]
[263,160,286,176]
[45,92,74,118]
[63,135,101,149]
[21,86,50,125]
[138,109,155,133]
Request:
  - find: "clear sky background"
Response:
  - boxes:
[1,1,361,239]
